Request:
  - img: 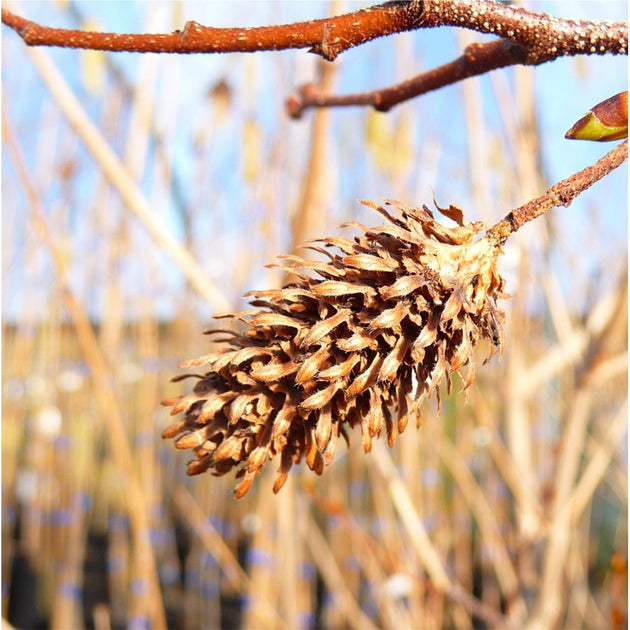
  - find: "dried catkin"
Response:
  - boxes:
[162,200,506,498]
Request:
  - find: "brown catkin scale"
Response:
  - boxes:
[163,200,507,498]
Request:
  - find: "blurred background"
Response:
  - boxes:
[2,1,627,628]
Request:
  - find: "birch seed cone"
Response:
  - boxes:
[163,200,506,498]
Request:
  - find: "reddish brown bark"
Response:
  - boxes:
[488,140,628,243]
[287,39,528,117]
[2,1,627,61]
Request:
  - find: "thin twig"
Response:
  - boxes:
[287,39,528,116]
[2,1,626,61]
[1,3,425,60]
[487,140,628,244]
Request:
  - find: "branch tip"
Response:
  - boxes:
[488,140,628,243]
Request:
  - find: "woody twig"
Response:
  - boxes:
[2,1,626,61]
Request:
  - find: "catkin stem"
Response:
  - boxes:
[488,140,628,243]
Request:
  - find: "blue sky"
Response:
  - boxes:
[2,0,627,321]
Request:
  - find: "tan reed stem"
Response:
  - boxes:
[290,56,337,254]
[371,442,515,628]
[3,113,167,630]
[565,403,627,524]
[22,44,231,312]
[435,433,527,623]
[304,511,381,630]
[170,483,289,629]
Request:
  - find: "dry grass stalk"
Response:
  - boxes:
[163,200,506,497]
[3,113,168,630]
[304,511,381,630]
[23,44,231,312]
